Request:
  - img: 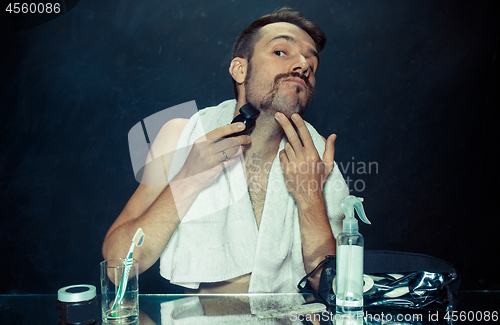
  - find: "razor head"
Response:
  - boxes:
[226,103,260,137]
[238,103,260,119]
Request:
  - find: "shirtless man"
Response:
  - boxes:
[102,8,346,294]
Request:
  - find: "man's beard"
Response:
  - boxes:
[245,69,315,116]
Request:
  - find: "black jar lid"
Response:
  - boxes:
[58,285,96,303]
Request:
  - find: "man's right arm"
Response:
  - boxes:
[102,119,250,275]
[102,118,189,275]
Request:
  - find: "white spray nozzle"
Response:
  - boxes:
[339,195,371,232]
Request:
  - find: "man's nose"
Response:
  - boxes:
[290,58,311,78]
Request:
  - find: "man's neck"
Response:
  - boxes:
[243,109,284,161]
[232,100,285,158]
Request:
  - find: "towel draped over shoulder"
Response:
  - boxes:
[159,99,348,292]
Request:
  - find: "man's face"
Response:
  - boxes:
[244,22,319,117]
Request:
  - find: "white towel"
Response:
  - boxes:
[159,99,349,292]
[160,294,307,324]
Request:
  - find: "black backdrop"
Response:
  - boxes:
[1,0,498,294]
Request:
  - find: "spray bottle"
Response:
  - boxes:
[335,195,371,316]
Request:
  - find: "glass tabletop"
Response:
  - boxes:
[0,291,498,324]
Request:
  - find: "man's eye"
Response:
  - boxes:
[274,50,286,57]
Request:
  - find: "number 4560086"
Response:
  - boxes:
[444,311,498,322]
[5,2,61,14]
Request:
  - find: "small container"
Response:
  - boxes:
[57,284,98,325]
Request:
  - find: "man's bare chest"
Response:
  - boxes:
[245,157,273,228]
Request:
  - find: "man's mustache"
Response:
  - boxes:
[274,71,315,96]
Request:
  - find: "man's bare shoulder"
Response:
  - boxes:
[158,118,189,140]
[150,118,189,148]
[144,118,189,171]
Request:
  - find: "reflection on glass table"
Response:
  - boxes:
[138,291,500,325]
[0,291,498,324]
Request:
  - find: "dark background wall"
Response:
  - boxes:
[0,0,498,294]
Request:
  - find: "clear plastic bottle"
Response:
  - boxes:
[335,195,370,317]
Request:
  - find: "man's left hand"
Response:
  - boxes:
[275,112,336,206]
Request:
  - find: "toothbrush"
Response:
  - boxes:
[111,228,145,311]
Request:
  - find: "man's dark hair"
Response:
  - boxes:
[231,7,327,99]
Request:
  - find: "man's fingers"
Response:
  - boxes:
[209,122,246,140]
[208,123,251,151]
[283,141,296,159]
[211,136,249,154]
[323,134,336,172]
[221,146,244,166]
[193,122,250,169]
[221,144,242,160]
[274,112,303,152]
[279,148,290,165]
[290,113,315,148]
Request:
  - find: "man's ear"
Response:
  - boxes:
[229,57,247,84]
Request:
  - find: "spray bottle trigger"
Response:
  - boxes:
[353,200,371,225]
